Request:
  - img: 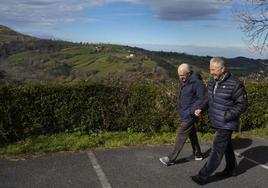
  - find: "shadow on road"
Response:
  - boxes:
[232,137,252,150]
[173,148,212,165]
[207,144,268,184]
[236,145,268,175]
[229,137,268,175]
[174,158,189,164]
[203,138,258,184]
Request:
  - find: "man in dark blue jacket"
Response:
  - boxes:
[191,57,248,185]
[159,64,206,166]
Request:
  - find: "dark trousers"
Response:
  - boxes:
[168,121,201,161]
[198,129,236,179]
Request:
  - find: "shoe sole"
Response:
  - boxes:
[195,157,203,161]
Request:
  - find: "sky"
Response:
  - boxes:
[0,0,267,59]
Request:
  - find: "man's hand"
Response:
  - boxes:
[194,109,202,117]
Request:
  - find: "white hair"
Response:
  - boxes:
[210,57,225,70]
[178,63,192,74]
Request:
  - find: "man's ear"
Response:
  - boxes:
[222,66,225,73]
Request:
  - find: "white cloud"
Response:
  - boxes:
[0,0,232,28]
[0,0,91,27]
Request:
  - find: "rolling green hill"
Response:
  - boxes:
[0,25,267,84]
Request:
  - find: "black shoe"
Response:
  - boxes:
[159,156,175,166]
[186,152,203,161]
[191,175,208,186]
[215,169,237,177]
[195,152,203,161]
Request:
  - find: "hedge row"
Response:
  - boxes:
[0,81,267,145]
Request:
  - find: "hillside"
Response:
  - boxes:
[0,25,33,43]
[0,25,267,84]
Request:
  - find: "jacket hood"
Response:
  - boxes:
[179,71,203,86]
[189,71,203,83]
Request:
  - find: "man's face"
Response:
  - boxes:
[210,63,225,80]
[178,70,189,82]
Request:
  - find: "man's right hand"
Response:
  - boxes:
[194,109,202,117]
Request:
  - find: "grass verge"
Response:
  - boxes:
[0,127,267,157]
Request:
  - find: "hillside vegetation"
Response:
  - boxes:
[0,25,267,84]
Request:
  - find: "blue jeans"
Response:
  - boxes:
[198,129,236,179]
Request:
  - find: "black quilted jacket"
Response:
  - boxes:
[206,72,248,130]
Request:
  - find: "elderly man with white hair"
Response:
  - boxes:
[191,57,248,185]
[159,63,206,166]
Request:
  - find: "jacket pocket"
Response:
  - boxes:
[224,111,232,122]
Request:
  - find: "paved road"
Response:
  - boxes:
[0,137,267,188]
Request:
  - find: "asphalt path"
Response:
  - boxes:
[0,137,267,188]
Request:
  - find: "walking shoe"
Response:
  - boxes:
[159,156,175,166]
[195,152,203,161]
[191,175,208,185]
[215,169,237,177]
[186,152,203,161]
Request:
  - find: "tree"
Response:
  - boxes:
[236,0,268,54]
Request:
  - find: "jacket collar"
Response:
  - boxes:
[214,72,231,83]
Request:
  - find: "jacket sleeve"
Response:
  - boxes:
[191,80,207,113]
[224,81,248,122]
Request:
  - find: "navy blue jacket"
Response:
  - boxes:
[178,71,206,123]
[207,72,248,130]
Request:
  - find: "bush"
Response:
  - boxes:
[0,80,267,145]
[0,83,126,144]
[240,82,268,131]
[122,82,175,133]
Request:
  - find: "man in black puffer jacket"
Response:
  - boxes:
[191,57,248,185]
[159,64,206,166]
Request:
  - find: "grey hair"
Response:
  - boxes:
[178,63,192,73]
[210,57,225,70]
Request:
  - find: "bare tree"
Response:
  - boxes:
[236,0,268,54]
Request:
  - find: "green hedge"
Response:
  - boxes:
[0,83,126,144]
[240,81,268,131]
[0,81,267,145]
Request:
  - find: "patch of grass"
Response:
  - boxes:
[0,127,267,157]
[72,54,98,67]
[7,51,32,62]
[143,60,156,70]
[198,132,215,142]
[58,46,136,76]
[0,132,150,156]
[83,58,134,77]
[233,126,268,138]
[60,46,95,55]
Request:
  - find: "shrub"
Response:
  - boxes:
[240,82,268,131]
[0,83,125,144]
[0,80,267,145]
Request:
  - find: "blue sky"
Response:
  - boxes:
[0,0,267,59]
